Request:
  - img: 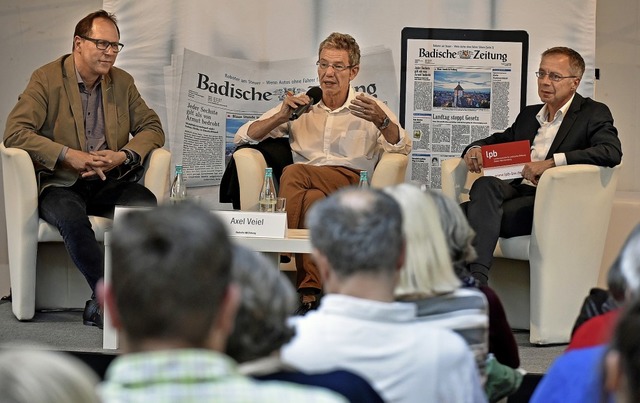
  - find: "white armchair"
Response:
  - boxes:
[441,157,620,344]
[1,143,171,320]
[233,148,409,211]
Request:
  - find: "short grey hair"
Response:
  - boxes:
[307,187,403,278]
[617,223,640,300]
[226,243,296,363]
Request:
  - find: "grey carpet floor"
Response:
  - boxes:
[0,299,565,373]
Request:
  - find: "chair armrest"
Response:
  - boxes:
[0,143,39,240]
[441,157,482,203]
[531,164,620,267]
[142,148,171,203]
[371,153,408,188]
[234,147,268,211]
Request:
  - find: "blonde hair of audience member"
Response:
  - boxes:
[0,347,100,403]
[384,183,460,298]
[226,243,296,364]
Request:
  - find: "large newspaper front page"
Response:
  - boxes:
[166,48,398,190]
[401,29,528,189]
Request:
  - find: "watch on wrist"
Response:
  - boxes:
[379,116,391,131]
[123,149,133,165]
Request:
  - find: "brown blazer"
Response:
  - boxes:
[4,54,165,191]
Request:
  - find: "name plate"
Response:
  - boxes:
[213,211,287,238]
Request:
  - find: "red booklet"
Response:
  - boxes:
[481,140,531,180]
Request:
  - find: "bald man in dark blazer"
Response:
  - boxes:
[461,47,622,285]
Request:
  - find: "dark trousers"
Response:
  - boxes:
[39,178,157,294]
[462,176,537,274]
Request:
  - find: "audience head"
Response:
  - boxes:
[384,184,460,298]
[307,187,404,285]
[0,346,100,403]
[604,297,640,403]
[605,223,640,303]
[618,224,640,297]
[105,202,236,352]
[226,243,296,363]
[318,32,361,67]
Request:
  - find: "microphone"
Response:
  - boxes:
[290,86,323,120]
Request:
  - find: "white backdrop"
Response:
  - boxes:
[102,0,597,136]
[0,0,597,294]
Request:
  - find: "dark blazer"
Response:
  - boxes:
[463,93,622,167]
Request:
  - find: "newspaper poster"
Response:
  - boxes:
[400,28,528,189]
[166,47,399,188]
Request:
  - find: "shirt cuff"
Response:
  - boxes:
[553,152,567,166]
[57,146,69,164]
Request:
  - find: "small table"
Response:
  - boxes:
[102,229,311,350]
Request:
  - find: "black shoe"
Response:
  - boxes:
[83,299,103,329]
[294,300,319,316]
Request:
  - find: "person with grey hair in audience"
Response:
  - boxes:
[385,183,523,402]
[530,223,640,403]
[424,185,521,370]
[98,202,345,402]
[281,187,486,403]
[0,346,100,403]
[226,243,383,402]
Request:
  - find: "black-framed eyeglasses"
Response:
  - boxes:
[316,61,353,72]
[535,71,577,82]
[79,35,124,53]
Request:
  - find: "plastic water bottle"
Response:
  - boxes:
[170,164,187,204]
[259,167,277,212]
[358,170,369,188]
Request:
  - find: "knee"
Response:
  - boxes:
[469,176,502,199]
[281,165,309,189]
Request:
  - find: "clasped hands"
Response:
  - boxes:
[464,147,554,185]
[64,148,127,180]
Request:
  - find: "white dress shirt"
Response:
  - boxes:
[234,88,411,176]
[281,294,486,403]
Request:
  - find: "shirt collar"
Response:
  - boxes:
[318,87,356,113]
[536,93,575,124]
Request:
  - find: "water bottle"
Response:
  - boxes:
[358,170,369,188]
[259,167,277,212]
[170,164,187,204]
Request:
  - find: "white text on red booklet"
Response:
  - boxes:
[481,140,531,180]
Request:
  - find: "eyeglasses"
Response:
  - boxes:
[79,36,124,53]
[535,71,577,82]
[316,61,353,72]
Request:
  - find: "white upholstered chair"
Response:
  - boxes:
[233,148,409,211]
[441,157,620,344]
[1,143,171,320]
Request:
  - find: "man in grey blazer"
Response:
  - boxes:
[3,10,164,327]
[462,47,622,286]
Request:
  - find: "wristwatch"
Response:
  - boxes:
[379,116,391,131]
[122,149,134,165]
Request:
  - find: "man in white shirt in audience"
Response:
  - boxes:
[281,187,486,403]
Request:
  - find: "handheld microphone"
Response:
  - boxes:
[290,86,323,121]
